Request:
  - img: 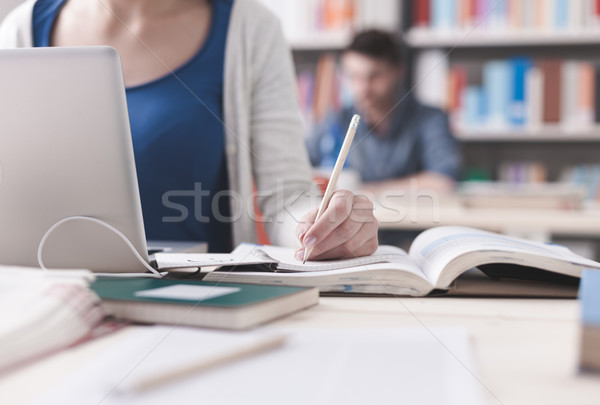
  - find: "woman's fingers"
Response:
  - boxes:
[299,215,363,259]
[306,225,379,261]
[296,190,379,260]
[301,190,354,248]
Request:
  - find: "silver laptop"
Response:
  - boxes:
[0,46,151,272]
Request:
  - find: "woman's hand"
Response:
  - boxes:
[295,190,379,261]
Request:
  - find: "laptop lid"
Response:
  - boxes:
[0,46,149,272]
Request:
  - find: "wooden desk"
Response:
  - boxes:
[1,297,598,405]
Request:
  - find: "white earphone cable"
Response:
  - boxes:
[38,216,163,277]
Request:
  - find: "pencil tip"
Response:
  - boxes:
[302,260,306,264]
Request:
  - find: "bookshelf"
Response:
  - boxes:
[259,0,402,127]
[406,30,600,48]
[287,32,352,51]
[455,127,600,143]
[404,0,600,205]
[259,0,401,52]
[265,1,600,218]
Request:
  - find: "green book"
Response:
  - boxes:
[91,278,318,330]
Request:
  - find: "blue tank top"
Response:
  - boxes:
[33,0,234,252]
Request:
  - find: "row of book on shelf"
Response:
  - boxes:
[412,0,600,33]
[446,58,600,132]
[259,0,398,43]
[298,53,600,136]
[493,161,600,202]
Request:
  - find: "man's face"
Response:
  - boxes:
[341,51,403,113]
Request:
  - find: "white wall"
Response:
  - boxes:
[0,0,24,22]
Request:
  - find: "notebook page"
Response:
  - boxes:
[29,326,484,405]
[154,252,275,270]
[233,243,410,272]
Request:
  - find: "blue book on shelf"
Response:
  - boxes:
[464,86,483,126]
[432,0,456,30]
[588,165,600,200]
[580,269,600,327]
[554,0,569,29]
[483,60,510,127]
[509,57,533,126]
[579,269,600,371]
[571,165,587,189]
[491,0,506,27]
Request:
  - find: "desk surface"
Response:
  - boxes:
[2,297,598,405]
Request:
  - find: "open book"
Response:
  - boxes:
[177,226,600,296]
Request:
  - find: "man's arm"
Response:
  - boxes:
[363,107,461,195]
[361,171,455,195]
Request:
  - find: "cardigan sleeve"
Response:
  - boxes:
[0,0,35,48]
[244,6,320,247]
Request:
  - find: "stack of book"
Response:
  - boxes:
[412,0,600,33]
[469,162,600,203]
[498,161,548,184]
[447,58,599,132]
[0,267,106,373]
[560,164,600,202]
[459,181,586,210]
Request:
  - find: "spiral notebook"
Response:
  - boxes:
[0,267,109,373]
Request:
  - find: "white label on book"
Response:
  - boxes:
[135,285,240,301]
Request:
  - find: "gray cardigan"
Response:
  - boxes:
[0,0,318,247]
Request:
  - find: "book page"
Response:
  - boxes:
[409,226,600,288]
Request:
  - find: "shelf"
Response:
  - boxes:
[455,127,600,142]
[287,31,352,51]
[405,28,600,48]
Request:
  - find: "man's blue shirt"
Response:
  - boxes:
[306,92,461,182]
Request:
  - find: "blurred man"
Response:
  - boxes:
[306,29,461,195]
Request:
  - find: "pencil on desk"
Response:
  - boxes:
[303,114,361,263]
[126,333,288,393]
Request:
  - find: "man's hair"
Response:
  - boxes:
[344,29,403,67]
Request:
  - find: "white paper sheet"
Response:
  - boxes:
[29,326,484,405]
[135,285,240,301]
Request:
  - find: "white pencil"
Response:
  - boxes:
[126,334,288,393]
[303,114,361,263]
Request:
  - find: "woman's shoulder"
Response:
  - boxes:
[0,0,36,48]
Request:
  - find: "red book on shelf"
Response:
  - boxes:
[313,53,337,122]
[413,0,430,27]
[535,0,547,29]
[579,62,595,126]
[459,0,476,28]
[324,0,354,30]
[507,0,521,29]
[448,65,467,113]
[538,60,562,124]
